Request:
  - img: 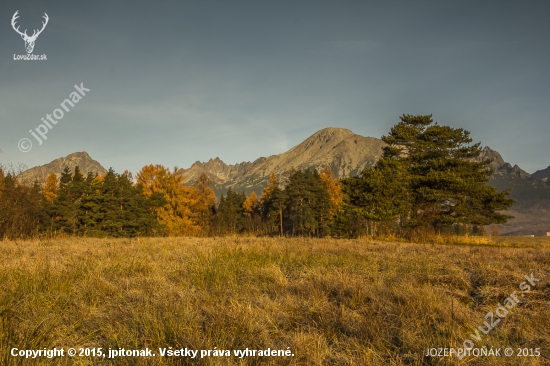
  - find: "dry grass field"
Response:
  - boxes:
[0,237,549,365]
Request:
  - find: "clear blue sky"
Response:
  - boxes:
[1,0,549,174]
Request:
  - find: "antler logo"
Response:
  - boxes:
[11,10,49,54]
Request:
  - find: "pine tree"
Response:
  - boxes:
[343,158,411,224]
[260,172,284,235]
[283,169,331,236]
[72,168,163,237]
[345,114,515,235]
[216,188,248,234]
[50,166,76,234]
[79,172,103,235]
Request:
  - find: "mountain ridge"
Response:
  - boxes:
[178,127,386,194]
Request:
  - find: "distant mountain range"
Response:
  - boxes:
[15,128,550,236]
[178,127,385,196]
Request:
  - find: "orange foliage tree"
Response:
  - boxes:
[319,166,343,216]
[136,164,199,236]
[43,172,58,203]
[192,172,216,235]
[243,191,261,232]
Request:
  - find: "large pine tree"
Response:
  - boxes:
[345,114,515,233]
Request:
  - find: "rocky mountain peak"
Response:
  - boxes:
[19,152,107,184]
[477,146,506,170]
[179,127,386,196]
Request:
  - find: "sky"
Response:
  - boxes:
[1,0,549,175]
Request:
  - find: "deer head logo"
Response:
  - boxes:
[11,11,49,54]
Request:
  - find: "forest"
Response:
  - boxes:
[0,115,515,240]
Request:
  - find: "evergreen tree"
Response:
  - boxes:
[345,114,515,235]
[96,169,161,237]
[49,166,78,234]
[260,172,285,235]
[46,167,163,238]
[79,172,103,235]
[343,158,411,235]
[217,188,247,234]
[283,169,331,236]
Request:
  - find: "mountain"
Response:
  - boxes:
[179,127,386,196]
[475,147,550,236]
[476,147,549,202]
[19,152,107,184]
[475,147,530,179]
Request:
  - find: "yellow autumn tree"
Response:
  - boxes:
[319,166,343,215]
[192,172,216,235]
[136,164,198,236]
[243,191,259,216]
[243,191,261,232]
[93,172,108,184]
[43,172,58,203]
[260,172,279,206]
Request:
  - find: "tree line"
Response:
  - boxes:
[0,115,515,240]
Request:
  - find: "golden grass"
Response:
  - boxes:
[0,237,549,365]
[494,236,550,248]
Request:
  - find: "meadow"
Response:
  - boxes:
[0,237,548,365]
